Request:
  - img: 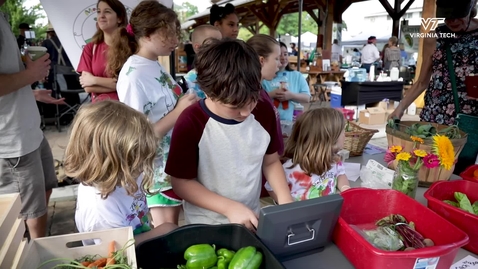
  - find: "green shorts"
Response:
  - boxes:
[146,189,182,208]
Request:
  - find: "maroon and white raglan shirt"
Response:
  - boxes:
[165,98,281,224]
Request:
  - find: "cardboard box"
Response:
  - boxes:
[359,107,387,125]
[0,193,24,269]
[18,227,137,269]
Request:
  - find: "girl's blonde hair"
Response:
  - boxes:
[284,108,345,176]
[63,101,158,199]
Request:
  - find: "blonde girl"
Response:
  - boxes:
[266,108,351,201]
[108,1,197,227]
[64,101,176,246]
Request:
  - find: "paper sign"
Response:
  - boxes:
[40,0,174,69]
[344,162,361,182]
[413,257,439,269]
[450,256,478,269]
[366,159,395,185]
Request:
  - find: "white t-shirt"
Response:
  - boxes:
[0,12,43,158]
[117,55,183,192]
[75,179,151,244]
[265,159,346,201]
[361,44,380,64]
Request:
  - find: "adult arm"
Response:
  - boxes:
[392,37,435,118]
[0,54,50,97]
[291,72,311,103]
[374,47,380,61]
[84,85,117,93]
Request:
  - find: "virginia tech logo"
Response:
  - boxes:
[420,18,445,31]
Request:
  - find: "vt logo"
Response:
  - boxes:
[420,18,445,31]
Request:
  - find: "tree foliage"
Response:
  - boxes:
[175,2,199,23]
[0,0,47,39]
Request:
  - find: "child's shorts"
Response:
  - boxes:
[146,189,182,207]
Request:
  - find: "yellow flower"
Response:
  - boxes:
[411,136,424,144]
[432,135,455,170]
[414,149,427,157]
[396,152,412,161]
[390,145,403,153]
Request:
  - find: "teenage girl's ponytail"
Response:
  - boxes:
[107,26,138,78]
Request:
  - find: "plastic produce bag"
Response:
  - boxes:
[351,225,404,251]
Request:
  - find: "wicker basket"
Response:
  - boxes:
[344,121,379,157]
[386,121,468,187]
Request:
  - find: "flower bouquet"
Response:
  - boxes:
[385,135,455,198]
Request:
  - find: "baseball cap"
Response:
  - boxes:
[19,23,30,29]
[436,0,475,19]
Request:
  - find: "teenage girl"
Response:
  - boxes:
[108,0,197,227]
[64,101,177,246]
[266,108,351,201]
[262,42,311,121]
[246,34,285,197]
[77,0,127,102]
[210,3,239,39]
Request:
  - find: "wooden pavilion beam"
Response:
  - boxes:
[378,0,415,36]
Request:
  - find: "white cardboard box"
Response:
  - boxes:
[0,193,21,244]
[18,227,137,269]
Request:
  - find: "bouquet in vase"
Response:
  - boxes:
[384,135,455,198]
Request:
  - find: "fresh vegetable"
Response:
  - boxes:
[216,248,235,262]
[183,244,217,269]
[228,246,263,269]
[387,122,462,139]
[443,192,478,215]
[40,239,134,269]
[363,226,404,251]
[376,214,433,249]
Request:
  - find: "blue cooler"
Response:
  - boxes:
[330,85,342,108]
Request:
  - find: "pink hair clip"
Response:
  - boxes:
[126,24,134,36]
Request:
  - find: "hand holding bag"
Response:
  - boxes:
[446,46,478,173]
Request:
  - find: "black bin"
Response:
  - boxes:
[136,224,285,269]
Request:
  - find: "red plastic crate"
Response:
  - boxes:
[333,188,469,269]
[459,164,478,183]
[424,180,478,254]
[335,108,354,121]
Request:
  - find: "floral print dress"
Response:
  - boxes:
[420,25,478,125]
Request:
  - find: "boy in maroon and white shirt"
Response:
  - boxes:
[165,39,293,230]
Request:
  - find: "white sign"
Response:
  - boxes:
[40,0,174,69]
[451,256,478,269]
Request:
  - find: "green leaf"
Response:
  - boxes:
[454,192,475,214]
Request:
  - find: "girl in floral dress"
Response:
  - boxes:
[108,1,197,227]
[265,108,351,201]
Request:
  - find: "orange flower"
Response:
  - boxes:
[390,145,402,153]
[411,136,424,144]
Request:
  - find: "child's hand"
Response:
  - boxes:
[175,93,197,113]
[225,202,258,231]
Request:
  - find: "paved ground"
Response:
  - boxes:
[44,104,419,237]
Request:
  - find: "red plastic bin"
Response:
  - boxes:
[459,164,478,183]
[333,188,469,269]
[424,180,478,254]
[335,108,354,121]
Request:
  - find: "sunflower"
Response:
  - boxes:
[413,149,427,158]
[396,152,412,162]
[410,136,424,144]
[432,135,455,170]
[390,145,403,153]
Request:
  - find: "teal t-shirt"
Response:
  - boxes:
[184,69,206,99]
[262,70,310,121]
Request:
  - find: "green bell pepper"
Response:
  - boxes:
[217,256,228,269]
[228,246,263,269]
[183,244,217,269]
[217,248,235,262]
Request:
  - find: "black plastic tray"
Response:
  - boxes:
[136,224,285,269]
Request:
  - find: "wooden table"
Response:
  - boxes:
[306,71,345,104]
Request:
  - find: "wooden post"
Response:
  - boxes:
[413,0,435,108]
[324,6,334,50]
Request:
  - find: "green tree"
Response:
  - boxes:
[0,0,47,40]
[276,12,317,36]
[175,2,199,22]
